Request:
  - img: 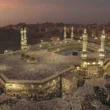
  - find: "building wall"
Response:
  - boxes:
[0,67,77,97]
[5,77,60,96]
[86,65,104,78]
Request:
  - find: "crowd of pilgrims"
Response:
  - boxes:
[0,50,78,80]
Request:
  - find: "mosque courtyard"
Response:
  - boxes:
[0,47,80,80]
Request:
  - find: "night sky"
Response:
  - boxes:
[0,0,110,26]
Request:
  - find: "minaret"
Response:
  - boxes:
[64,26,67,40]
[71,26,74,40]
[23,27,28,48]
[99,30,106,66]
[21,28,24,50]
[81,29,88,58]
[21,28,28,50]
[24,27,27,40]
[81,29,88,67]
[99,30,105,57]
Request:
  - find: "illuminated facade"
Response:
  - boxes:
[83,58,104,78]
[0,68,77,97]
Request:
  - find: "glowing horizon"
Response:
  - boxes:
[0,0,110,27]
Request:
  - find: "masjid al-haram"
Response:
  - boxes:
[0,27,110,100]
[1,0,110,109]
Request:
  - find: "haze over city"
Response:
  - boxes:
[0,0,110,26]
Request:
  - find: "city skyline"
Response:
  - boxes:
[0,0,110,26]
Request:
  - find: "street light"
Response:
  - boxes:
[57,48,60,51]
[65,41,67,43]
[39,44,42,48]
[49,44,51,46]
[41,40,43,44]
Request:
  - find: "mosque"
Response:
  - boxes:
[0,26,109,98]
[81,29,105,78]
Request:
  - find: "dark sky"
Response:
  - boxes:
[0,0,110,26]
